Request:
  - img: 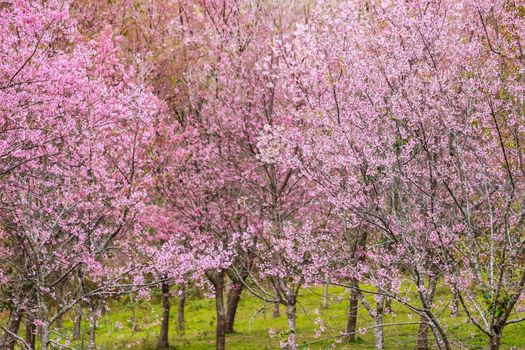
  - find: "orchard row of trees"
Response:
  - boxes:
[1,0,524,349]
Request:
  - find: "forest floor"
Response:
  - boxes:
[5,286,525,349]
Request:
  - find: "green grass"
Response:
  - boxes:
[13,286,525,349]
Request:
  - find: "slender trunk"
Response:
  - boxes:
[131,293,138,332]
[40,325,50,350]
[157,281,171,350]
[177,284,186,332]
[225,281,243,334]
[417,277,438,350]
[74,303,82,340]
[428,311,452,350]
[273,286,280,318]
[357,287,384,350]
[384,297,392,314]
[417,314,431,350]
[451,296,459,317]
[373,315,384,350]
[322,275,329,309]
[346,284,359,341]
[56,313,63,330]
[25,315,36,349]
[347,229,367,342]
[55,285,63,330]
[373,300,384,350]
[0,306,23,350]
[88,303,98,350]
[214,273,226,350]
[273,302,280,318]
[285,301,297,350]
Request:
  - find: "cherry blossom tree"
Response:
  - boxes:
[0,1,161,348]
[139,206,199,350]
[150,107,249,350]
[147,2,322,350]
[272,1,525,350]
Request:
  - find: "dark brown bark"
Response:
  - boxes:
[157,281,171,350]
[55,285,63,330]
[346,229,367,342]
[0,306,23,350]
[213,272,227,350]
[488,332,502,350]
[25,314,36,349]
[73,303,82,340]
[177,283,186,332]
[346,281,359,342]
[55,313,63,330]
[225,281,243,334]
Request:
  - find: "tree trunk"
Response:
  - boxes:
[417,314,431,350]
[285,301,297,350]
[347,229,367,342]
[74,303,82,340]
[225,281,243,334]
[417,277,438,350]
[427,313,452,350]
[346,284,359,342]
[130,293,138,332]
[157,281,171,350]
[273,302,280,318]
[177,284,186,332]
[373,296,384,350]
[214,273,227,350]
[322,276,329,309]
[0,306,23,350]
[273,286,280,318]
[39,325,50,350]
[385,297,392,314]
[88,303,98,350]
[54,285,63,330]
[488,332,502,350]
[25,315,36,349]
[56,313,63,330]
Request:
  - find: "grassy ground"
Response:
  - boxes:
[2,286,524,349]
[41,286,525,350]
